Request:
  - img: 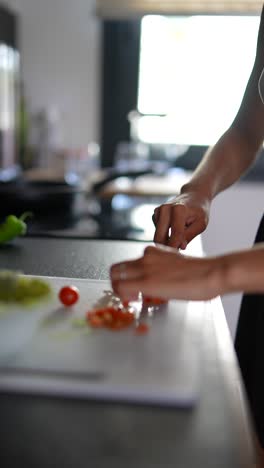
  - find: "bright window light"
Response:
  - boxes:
[137,15,259,146]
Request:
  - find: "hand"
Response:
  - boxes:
[110,245,224,302]
[153,190,211,248]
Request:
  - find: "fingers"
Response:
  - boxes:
[113,277,163,302]
[111,260,143,299]
[167,204,188,248]
[111,264,163,300]
[184,218,207,244]
[110,246,180,299]
[152,207,159,227]
[111,258,143,281]
[153,205,171,244]
[153,202,208,249]
[110,262,141,299]
[111,247,162,282]
[110,247,157,298]
[154,204,188,248]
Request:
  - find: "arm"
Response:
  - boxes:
[154,8,264,248]
[110,244,264,302]
[223,243,264,294]
[182,15,264,200]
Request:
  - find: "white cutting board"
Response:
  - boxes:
[0,276,204,407]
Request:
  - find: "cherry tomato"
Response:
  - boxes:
[135,323,149,335]
[59,285,79,306]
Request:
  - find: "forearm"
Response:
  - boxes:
[181,126,261,201]
[181,7,264,203]
[218,244,264,295]
[153,9,264,248]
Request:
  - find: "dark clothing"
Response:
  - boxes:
[235,215,264,447]
[234,4,264,447]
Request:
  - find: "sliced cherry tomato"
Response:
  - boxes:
[143,295,167,305]
[102,311,113,324]
[86,306,135,330]
[106,310,134,330]
[88,315,104,327]
[59,285,79,306]
[135,323,149,335]
[107,320,124,331]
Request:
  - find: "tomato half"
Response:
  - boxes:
[59,285,80,306]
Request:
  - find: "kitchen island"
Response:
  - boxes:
[0,236,255,468]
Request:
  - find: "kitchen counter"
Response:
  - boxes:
[0,236,255,468]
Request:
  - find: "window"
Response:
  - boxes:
[136,15,259,146]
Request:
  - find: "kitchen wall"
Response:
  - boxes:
[3,0,100,148]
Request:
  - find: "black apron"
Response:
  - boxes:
[235,214,264,446]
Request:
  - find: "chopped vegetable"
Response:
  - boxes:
[72,317,87,328]
[88,314,104,328]
[86,306,135,331]
[0,270,51,305]
[0,212,32,244]
[59,285,79,306]
[135,323,149,335]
